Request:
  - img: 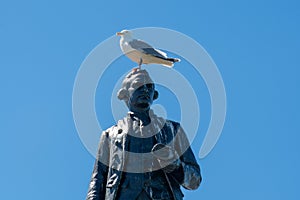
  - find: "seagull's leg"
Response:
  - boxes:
[138,58,143,69]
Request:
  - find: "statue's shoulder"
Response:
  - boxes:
[101,117,128,138]
[101,124,119,137]
[166,119,180,126]
[164,119,181,129]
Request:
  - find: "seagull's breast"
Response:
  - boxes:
[120,40,133,54]
[122,42,132,52]
[120,39,143,64]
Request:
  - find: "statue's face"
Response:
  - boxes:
[127,77,155,112]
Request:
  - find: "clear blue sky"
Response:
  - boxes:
[1,0,300,199]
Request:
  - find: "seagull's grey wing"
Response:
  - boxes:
[129,39,167,59]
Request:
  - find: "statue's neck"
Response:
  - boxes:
[130,110,151,126]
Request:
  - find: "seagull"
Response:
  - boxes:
[116,30,180,68]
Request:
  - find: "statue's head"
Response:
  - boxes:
[117,69,159,112]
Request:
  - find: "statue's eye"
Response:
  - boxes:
[146,84,153,89]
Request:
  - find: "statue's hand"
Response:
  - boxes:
[151,143,181,173]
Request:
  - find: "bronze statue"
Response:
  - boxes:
[87,69,201,200]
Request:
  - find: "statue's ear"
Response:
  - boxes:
[117,89,128,100]
[153,90,159,100]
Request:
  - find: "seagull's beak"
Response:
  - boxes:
[116,32,123,36]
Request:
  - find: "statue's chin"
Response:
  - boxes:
[136,103,149,109]
[129,102,151,112]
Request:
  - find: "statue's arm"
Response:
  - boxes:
[171,124,202,190]
[86,131,111,200]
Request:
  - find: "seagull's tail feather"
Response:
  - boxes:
[166,58,181,63]
[159,57,180,68]
[162,63,174,68]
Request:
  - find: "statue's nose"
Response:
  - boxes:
[142,85,149,92]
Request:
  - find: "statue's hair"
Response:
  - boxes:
[124,68,152,82]
[117,68,158,101]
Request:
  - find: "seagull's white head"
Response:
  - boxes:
[116,30,133,39]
